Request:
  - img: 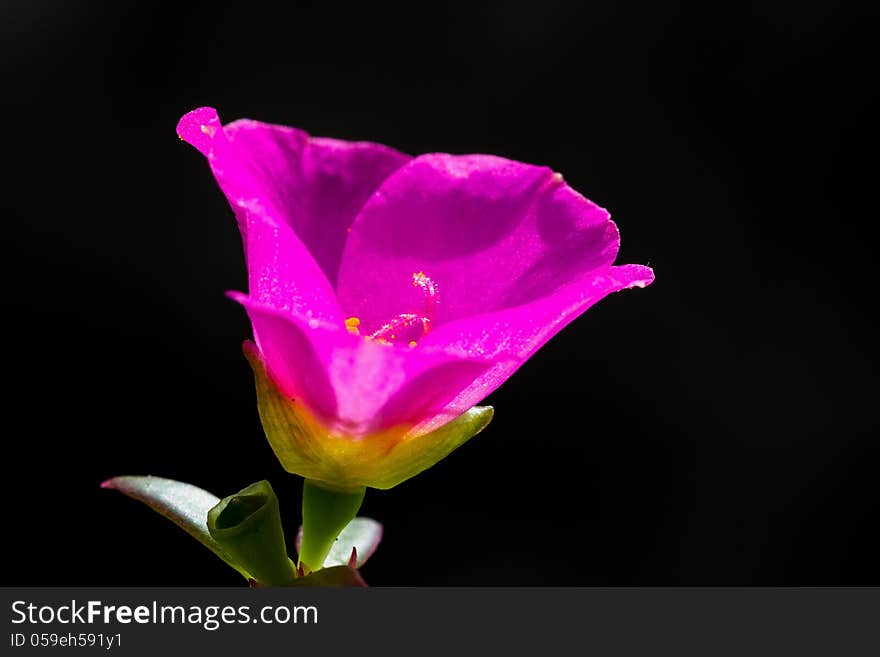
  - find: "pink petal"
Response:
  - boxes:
[335,153,617,334]
[243,212,342,323]
[177,107,410,320]
[417,263,655,412]
[231,295,493,437]
[178,108,410,286]
[231,293,341,422]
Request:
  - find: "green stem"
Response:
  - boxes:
[298,480,366,572]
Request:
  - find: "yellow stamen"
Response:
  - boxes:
[408,340,418,348]
[344,317,361,335]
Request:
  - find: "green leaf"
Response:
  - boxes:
[102,475,250,579]
[295,517,383,568]
[206,480,297,586]
[289,565,367,587]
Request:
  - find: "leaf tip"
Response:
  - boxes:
[242,339,259,360]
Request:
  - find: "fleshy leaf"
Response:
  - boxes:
[207,480,297,586]
[289,565,367,587]
[295,517,383,569]
[101,475,250,579]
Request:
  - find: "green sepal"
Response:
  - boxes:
[247,338,494,490]
[102,475,251,580]
[298,480,365,573]
[207,480,297,587]
[368,405,495,489]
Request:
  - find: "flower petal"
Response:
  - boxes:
[418,263,655,411]
[178,107,410,286]
[230,292,342,423]
[243,211,342,322]
[232,294,493,437]
[320,337,489,437]
[178,107,410,322]
[335,153,618,332]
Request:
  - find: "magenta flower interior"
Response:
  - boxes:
[177,107,654,441]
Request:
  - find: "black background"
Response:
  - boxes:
[4,1,878,585]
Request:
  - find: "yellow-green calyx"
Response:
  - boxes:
[244,342,494,492]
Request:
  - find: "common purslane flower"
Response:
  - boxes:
[176,106,654,493]
[102,107,655,584]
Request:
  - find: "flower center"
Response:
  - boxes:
[345,271,438,347]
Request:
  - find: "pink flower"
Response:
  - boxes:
[177,107,654,491]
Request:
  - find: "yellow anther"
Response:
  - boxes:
[408,340,418,348]
[344,317,361,335]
